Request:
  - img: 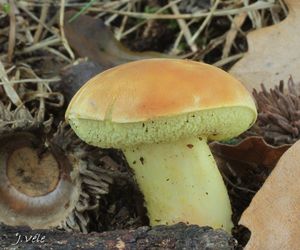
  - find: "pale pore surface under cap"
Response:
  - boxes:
[68,106,254,148]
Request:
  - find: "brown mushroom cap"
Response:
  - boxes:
[66,59,257,148]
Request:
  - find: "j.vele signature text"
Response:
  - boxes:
[12,232,46,245]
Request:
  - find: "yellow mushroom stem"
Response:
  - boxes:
[123,136,233,233]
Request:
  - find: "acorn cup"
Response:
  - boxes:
[0,85,113,233]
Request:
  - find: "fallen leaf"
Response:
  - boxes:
[229,0,300,91]
[211,136,290,171]
[64,11,171,67]
[240,140,300,250]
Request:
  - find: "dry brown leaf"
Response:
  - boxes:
[240,140,300,250]
[210,136,290,171]
[229,0,300,91]
[64,11,171,68]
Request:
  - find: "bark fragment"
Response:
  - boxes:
[0,223,236,250]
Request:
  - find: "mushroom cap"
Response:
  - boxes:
[66,59,257,148]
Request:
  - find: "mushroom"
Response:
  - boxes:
[66,59,257,232]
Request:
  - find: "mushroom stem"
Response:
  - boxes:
[123,136,233,232]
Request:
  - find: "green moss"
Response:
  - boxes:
[68,106,256,149]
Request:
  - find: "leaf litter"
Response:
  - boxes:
[230,0,300,91]
[240,140,300,249]
[64,10,170,68]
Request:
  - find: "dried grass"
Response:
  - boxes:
[90,0,286,64]
[0,0,287,71]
